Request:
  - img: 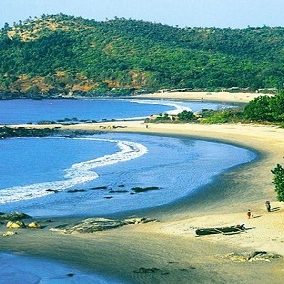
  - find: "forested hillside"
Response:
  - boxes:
[0,14,284,97]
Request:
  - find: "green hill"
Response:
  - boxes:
[0,14,284,97]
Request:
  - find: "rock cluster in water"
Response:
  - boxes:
[50,217,157,234]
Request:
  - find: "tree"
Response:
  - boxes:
[271,159,284,201]
[243,95,273,121]
[177,110,195,121]
[269,91,284,122]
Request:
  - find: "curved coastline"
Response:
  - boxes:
[0,137,148,205]
[1,112,284,282]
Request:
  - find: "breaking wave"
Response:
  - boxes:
[129,99,192,116]
[0,137,148,204]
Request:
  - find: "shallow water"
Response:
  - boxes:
[0,253,122,284]
[0,133,256,217]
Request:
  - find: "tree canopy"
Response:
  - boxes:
[1,14,284,97]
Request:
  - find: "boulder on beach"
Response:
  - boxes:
[50,217,157,234]
[27,222,41,229]
[6,221,25,229]
[2,231,17,237]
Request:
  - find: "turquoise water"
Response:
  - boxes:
[0,253,122,284]
[0,133,256,217]
[0,98,230,124]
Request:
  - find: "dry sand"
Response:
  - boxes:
[134,91,273,103]
[1,115,284,282]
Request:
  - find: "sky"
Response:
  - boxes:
[1,0,284,29]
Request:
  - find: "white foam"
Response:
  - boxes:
[129,99,192,115]
[0,137,148,204]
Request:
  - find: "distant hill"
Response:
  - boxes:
[0,14,284,98]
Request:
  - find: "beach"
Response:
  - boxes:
[133,91,273,103]
[1,119,284,283]
[1,92,284,283]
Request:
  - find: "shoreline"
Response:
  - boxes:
[1,121,284,282]
[133,91,273,103]
[1,112,284,282]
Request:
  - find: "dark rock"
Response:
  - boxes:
[0,212,32,221]
[104,196,113,199]
[46,189,59,193]
[133,267,161,274]
[131,186,160,193]
[91,186,108,190]
[67,189,86,193]
[118,184,125,188]
[66,273,75,277]
[161,272,170,275]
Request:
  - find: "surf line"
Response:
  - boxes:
[128,99,192,117]
[0,137,148,204]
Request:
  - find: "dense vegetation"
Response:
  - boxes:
[1,14,284,97]
[146,92,284,125]
[243,92,284,122]
[201,92,284,124]
[272,159,284,202]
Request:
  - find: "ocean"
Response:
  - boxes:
[0,98,231,124]
[0,133,256,217]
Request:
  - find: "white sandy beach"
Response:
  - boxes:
[134,91,273,103]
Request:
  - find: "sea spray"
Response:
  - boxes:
[0,137,148,204]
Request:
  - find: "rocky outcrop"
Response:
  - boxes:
[6,221,26,229]
[50,217,157,234]
[217,251,282,263]
[0,212,31,222]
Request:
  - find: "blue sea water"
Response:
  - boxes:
[0,133,256,217]
[0,98,230,124]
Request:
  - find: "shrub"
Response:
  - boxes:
[244,91,284,122]
[271,159,284,201]
[177,110,195,121]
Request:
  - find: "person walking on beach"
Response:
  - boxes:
[247,209,252,219]
[265,201,271,212]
